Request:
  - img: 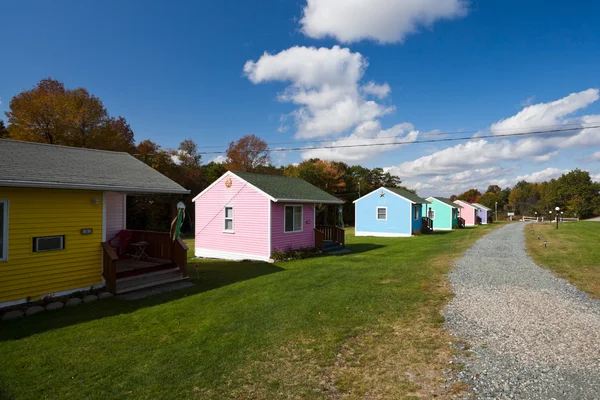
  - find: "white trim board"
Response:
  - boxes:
[426,197,459,210]
[195,247,271,262]
[0,198,8,262]
[353,187,423,205]
[192,171,343,204]
[192,171,275,203]
[355,231,412,237]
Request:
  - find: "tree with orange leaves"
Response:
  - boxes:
[225,134,271,172]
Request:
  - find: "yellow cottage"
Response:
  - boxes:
[0,139,190,307]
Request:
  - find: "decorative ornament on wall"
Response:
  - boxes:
[380,191,385,198]
[225,177,233,188]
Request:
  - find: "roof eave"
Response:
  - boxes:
[274,198,344,204]
[0,180,190,194]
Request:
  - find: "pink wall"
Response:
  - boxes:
[455,200,477,226]
[105,192,125,240]
[195,175,270,259]
[271,203,315,252]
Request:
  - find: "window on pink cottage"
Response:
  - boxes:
[285,205,303,232]
[224,206,234,231]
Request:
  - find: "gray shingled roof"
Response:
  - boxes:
[472,202,492,211]
[430,197,462,208]
[384,187,429,204]
[233,171,343,203]
[0,139,189,194]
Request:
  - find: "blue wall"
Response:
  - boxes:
[355,188,420,236]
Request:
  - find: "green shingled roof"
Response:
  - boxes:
[233,171,343,204]
[384,187,429,204]
[430,196,462,208]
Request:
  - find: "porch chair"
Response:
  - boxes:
[108,230,132,258]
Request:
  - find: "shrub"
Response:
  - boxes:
[272,247,320,262]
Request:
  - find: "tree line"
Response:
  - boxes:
[451,170,600,219]
[1,78,408,232]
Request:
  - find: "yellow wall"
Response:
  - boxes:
[0,187,103,303]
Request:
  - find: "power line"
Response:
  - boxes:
[196,124,600,155]
[196,122,598,149]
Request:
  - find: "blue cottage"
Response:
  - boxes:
[353,187,430,237]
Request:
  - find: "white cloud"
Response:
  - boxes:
[533,151,559,163]
[386,89,600,180]
[512,167,568,183]
[491,88,599,134]
[245,45,416,161]
[361,82,391,99]
[302,121,419,161]
[208,155,227,164]
[403,167,568,197]
[300,0,468,44]
[586,151,600,162]
[244,46,395,140]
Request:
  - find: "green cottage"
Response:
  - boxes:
[422,197,462,231]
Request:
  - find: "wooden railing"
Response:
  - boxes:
[315,225,345,246]
[101,242,119,294]
[129,230,173,260]
[422,217,433,233]
[315,228,324,251]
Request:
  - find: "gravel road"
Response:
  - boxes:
[445,223,600,399]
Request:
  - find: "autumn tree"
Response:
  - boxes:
[5,78,135,151]
[226,134,271,172]
[458,188,481,203]
[6,78,70,144]
[0,120,8,138]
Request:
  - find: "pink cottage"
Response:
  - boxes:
[454,199,478,226]
[193,171,344,262]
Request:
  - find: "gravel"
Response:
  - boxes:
[445,222,600,399]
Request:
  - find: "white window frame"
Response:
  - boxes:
[0,199,8,262]
[223,206,234,233]
[428,209,435,220]
[284,205,303,233]
[413,205,420,220]
[376,207,387,220]
[33,235,65,253]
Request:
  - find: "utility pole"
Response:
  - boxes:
[358,182,361,198]
[495,202,498,223]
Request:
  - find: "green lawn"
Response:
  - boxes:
[526,221,600,299]
[0,226,499,400]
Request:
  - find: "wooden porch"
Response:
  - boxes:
[102,230,189,294]
[315,225,345,253]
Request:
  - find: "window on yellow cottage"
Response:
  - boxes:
[0,200,7,261]
[33,235,65,252]
[224,206,234,232]
[285,205,303,232]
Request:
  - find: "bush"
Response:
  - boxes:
[272,247,321,262]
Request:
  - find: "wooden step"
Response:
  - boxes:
[115,268,188,294]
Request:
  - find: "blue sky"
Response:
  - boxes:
[2,0,599,195]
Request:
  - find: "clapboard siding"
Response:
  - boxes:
[195,174,270,259]
[271,203,315,251]
[105,192,125,239]
[455,200,477,226]
[0,187,103,303]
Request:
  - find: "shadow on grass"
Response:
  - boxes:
[344,243,385,254]
[0,261,284,342]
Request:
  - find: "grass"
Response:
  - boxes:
[0,225,499,400]
[526,221,600,299]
